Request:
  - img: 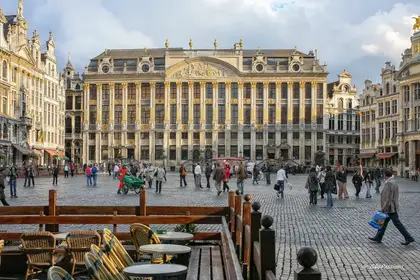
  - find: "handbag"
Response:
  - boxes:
[5,176,10,183]
[332,185,337,194]
[274,183,279,191]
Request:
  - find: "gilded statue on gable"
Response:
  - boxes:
[413,16,420,32]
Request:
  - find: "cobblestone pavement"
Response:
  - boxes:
[2,172,420,280]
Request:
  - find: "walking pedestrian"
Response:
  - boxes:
[317,167,326,199]
[352,170,363,198]
[222,164,230,192]
[23,164,30,187]
[0,166,9,206]
[276,165,288,198]
[205,162,212,189]
[155,165,165,194]
[192,163,196,181]
[117,165,127,194]
[91,164,98,186]
[85,165,92,186]
[70,163,75,177]
[64,164,69,178]
[107,163,112,176]
[163,165,167,182]
[265,164,271,185]
[179,164,187,187]
[369,169,415,245]
[252,165,259,185]
[307,167,319,205]
[213,162,224,196]
[194,163,203,188]
[374,167,381,193]
[236,161,246,195]
[52,165,59,185]
[336,166,349,200]
[324,166,336,207]
[28,164,35,187]
[113,164,119,180]
[145,167,153,189]
[8,165,18,198]
[363,169,373,199]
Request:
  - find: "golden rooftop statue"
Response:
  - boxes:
[189,38,193,49]
[214,39,218,49]
[413,16,420,32]
[239,38,243,49]
[165,38,169,49]
[144,47,147,54]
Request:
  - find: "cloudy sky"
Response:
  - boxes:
[2,0,420,90]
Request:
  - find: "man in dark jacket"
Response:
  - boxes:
[205,162,212,189]
[352,170,363,198]
[52,165,59,185]
[213,162,224,196]
[374,168,381,193]
[0,167,9,206]
[8,165,18,198]
[307,168,319,205]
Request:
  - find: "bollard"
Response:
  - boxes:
[250,201,261,280]
[294,247,321,280]
[259,215,276,280]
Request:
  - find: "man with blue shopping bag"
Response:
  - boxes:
[368,169,415,246]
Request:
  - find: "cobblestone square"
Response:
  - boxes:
[2,172,419,280]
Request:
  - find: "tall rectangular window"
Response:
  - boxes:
[218,105,225,124]
[75,96,82,110]
[182,104,188,124]
[182,83,188,99]
[378,102,383,116]
[127,105,136,124]
[379,123,384,139]
[114,105,122,124]
[89,84,97,100]
[218,83,225,102]
[231,83,238,99]
[206,83,213,99]
[305,82,311,99]
[269,83,276,99]
[102,105,109,123]
[115,84,122,100]
[155,104,164,124]
[102,84,109,101]
[404,108,409,131]
[385,122,390,138]
[305,104,311,124]
[244,83,251,99]
[293,82,299,99]
[392,100,397,114]
[403,86,410,102]
[170,104,176,124]
[206,105,213,124]
[256,83,263,99]
[256,105,263,124]
[293,104,299,124]
[89,105,96,124]
[244,105,251,124]
[337,114,343,130]
[268,105,275,124]
[281,82,287,99]
[281,104,287,124]
[347,114,352,130]
[170,82,177,99]
[193,104,200,124]
[128,83,136,99]
[231,105,238,124]
[141,83,150,99]
[194,83,200,99]
[385,101,390,115]
[392,120,398,137]
[317,83,323,99]
[141,105,150,124]
[155,83,164,99]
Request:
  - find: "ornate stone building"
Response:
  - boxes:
[82,40,328,166]
[325,70,360,168]
[64,56,83,165]
[0,0,65,166]
[397,21,420,174]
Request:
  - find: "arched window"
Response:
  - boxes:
[386,83,390,95]
[67,78,71,89]
[2,61,7,80]
[338,98,344,109]
[75,84,80,90]
[3,123,8,139]
[348,99,352,109]
[393,85,397,93]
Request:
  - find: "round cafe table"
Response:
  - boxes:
[139,244,191,264]
[123,264,187,280]
[157,232,194,241]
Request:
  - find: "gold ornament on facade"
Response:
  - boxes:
[199,81,206,86]
[122,82,128,89]
[97,84,102,90]
[193,99,200,104]
[176,81,182,87]
[135,82,141,89]
[189,38,193,49]
[165,38,169,49]
[127,99,136,105]
[231,98,238,104]
[239,38,243,49]
[88,100,96,105]
[218,124,225,129]
[156,99,164,104]
[263,82,269,88]
[275,81,281,86]
[169,99,177,104]
[300,81,305,88]
[140,124,150,130]
[114,100,122,105]
[150,81,156,87]
[181,124,188,131]
[188,82,194,88]
[214,39,218,49]
[268,99,276,105]
[225,81,231,87]
[205,99,212,104]
[412,16,420,32]
[121,120,127,124]
[250,82,256,87]
[238,82,243,88]
[102,124,109,130]
[255,124,264,130]
[109,83,115,89]
[287,81,293,87]
[83,84,89,90]
[244,98,251,104]
[311,81,317,88]
[212,81,218,87]
[164,81,170,87]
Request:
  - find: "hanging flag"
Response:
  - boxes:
[39,131,44,143]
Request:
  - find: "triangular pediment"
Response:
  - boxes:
[166,58,241,79]
[16,45,36,66]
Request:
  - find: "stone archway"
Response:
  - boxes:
[205,149,213,161]
[193,149,200,161]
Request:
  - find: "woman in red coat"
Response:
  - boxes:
[117,165,127,194]
[222,164,230,192]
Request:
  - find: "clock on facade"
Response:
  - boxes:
[256,63,264,72]
[292,63,300,72]
[102,65,110,74]
[142,64,150,73]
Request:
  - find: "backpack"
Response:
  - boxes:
[91,166,97,174]
[85,168,92,176]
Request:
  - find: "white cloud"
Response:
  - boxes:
[361,44,380,54]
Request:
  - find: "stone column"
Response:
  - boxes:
[82,132,88,164]
[262,82,269,159]
[299,81,305,163]
[225,82,231,157]
[238,82,244,157]
[121,82,128,158]
[176,82,182,163]
[188,82,194,160]
[163,82,170,166]
[96,84,102,163]
[409,140,415,170]
[275,81,281,159]
[150,82,156,163]
[311,82,317,163]
[199,82,206,152]
[135,82,141,160]
[82,83,89,163]
[287,82,293,160]
[250,82,256,161]
[212,82,219,157]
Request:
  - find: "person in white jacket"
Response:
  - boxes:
[194,163,203,188]
[276,166,288,198]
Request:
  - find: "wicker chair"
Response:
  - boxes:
[130,223,170,263]
[90,244,125,280]
[102,229,134,269]
[66,230,101,276]
[21,231,56,280]
[0,239,4,267]
[47,266,75,280]
[84,252,115,280]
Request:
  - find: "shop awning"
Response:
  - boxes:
[376,153,397,159]
[32,149,42,158]
[359,153,376,158]
[12,144,33,156]
[45,149,57,156]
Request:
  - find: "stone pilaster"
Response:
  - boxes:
[135,82,141,159]
[263,82,269,124]
[238,82,244,125]
[213,82,218,125]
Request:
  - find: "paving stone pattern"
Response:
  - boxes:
[2,172,420,280]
